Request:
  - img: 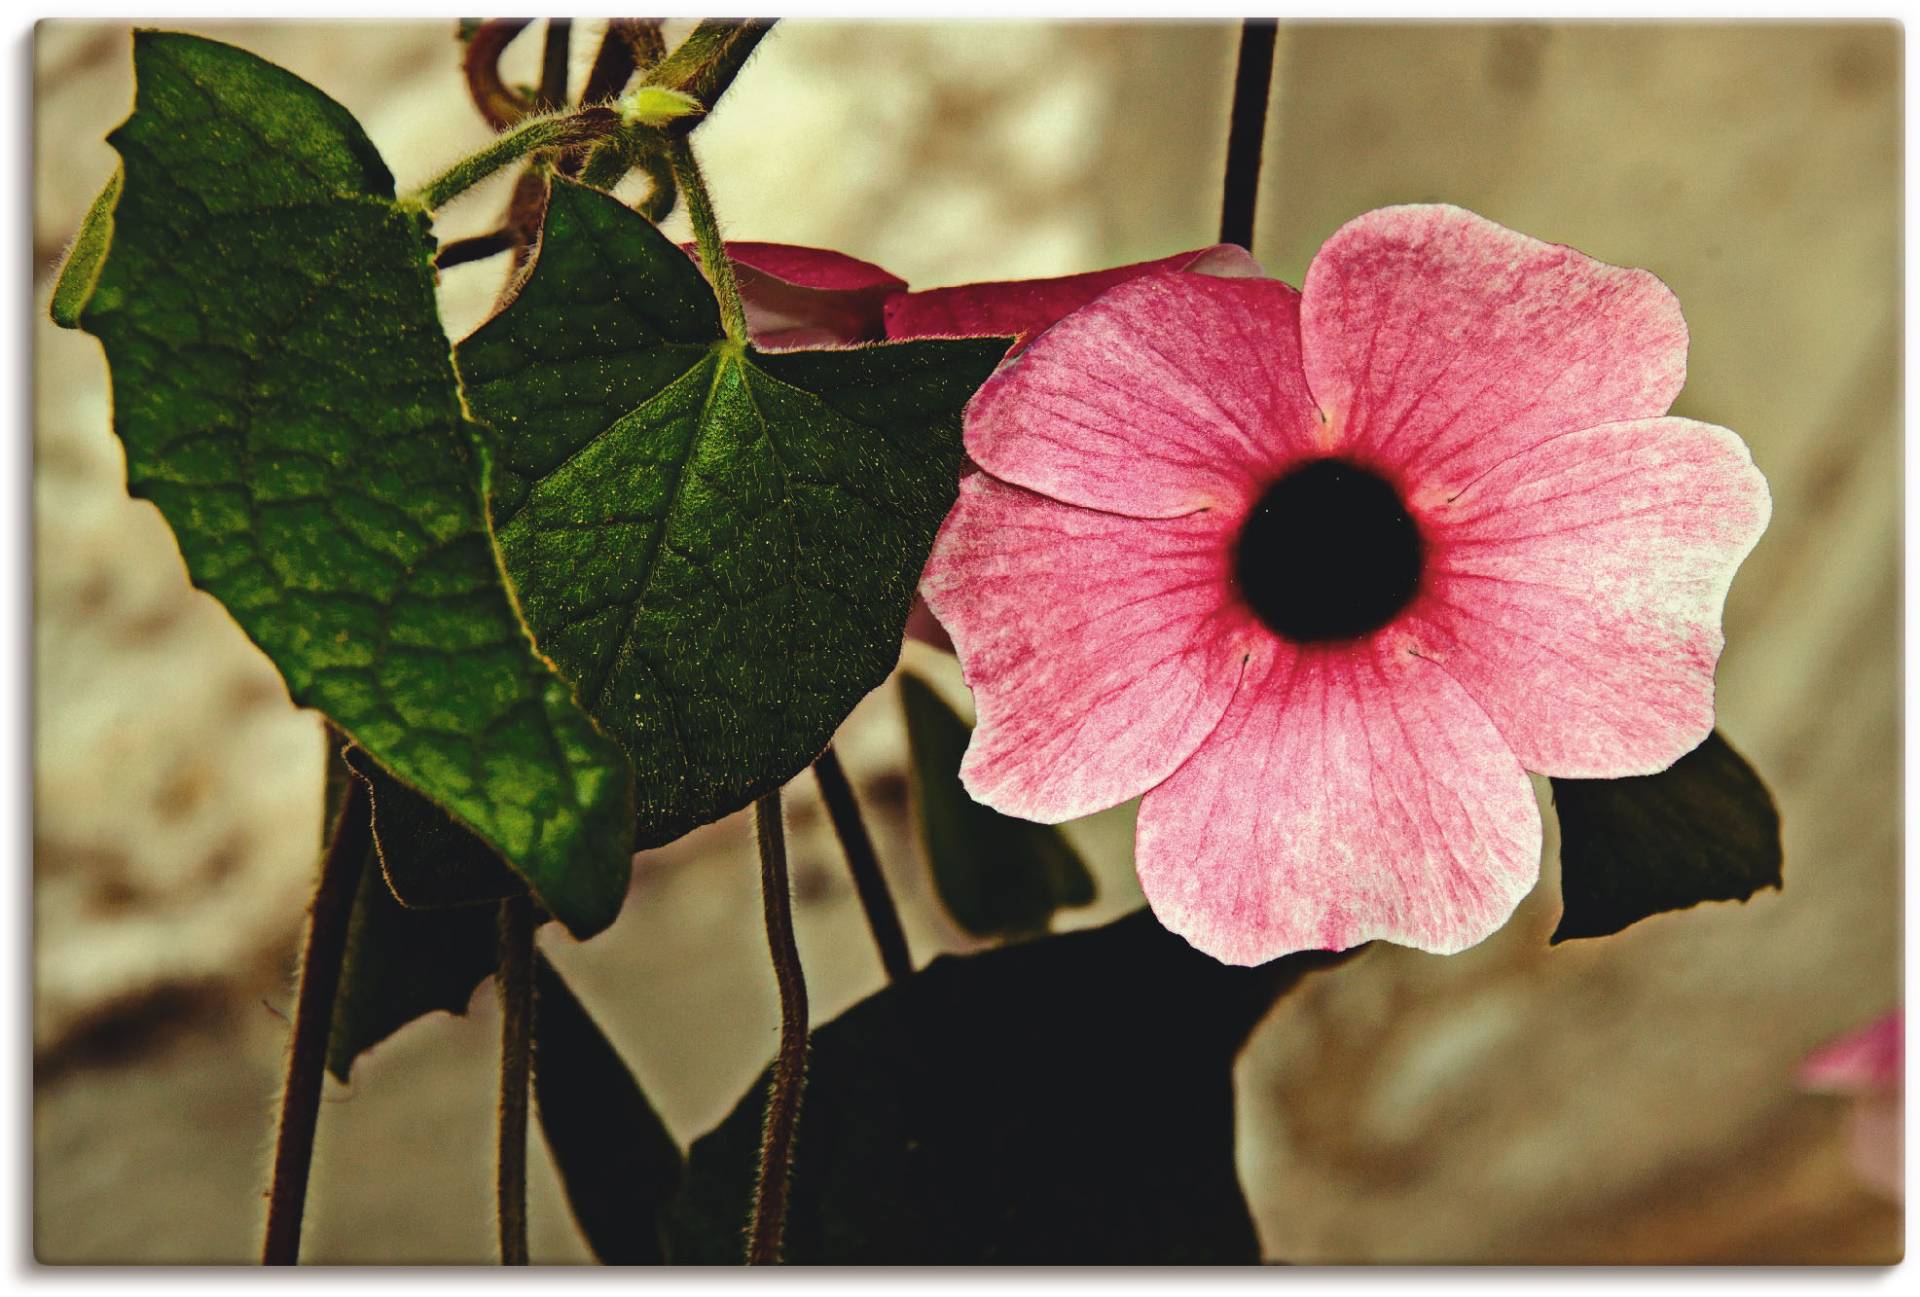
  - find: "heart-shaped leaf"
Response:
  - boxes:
[347,749,526,909]
[456,178,1008,847]
[899,672,1094,937]
[62,32,635,937]
[326,842,503,1082]
[665,909,1345,1264]
[1550,729,1782,942]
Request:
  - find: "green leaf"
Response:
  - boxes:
[1550,729,1783,942]
[326,840,501,1082]
[457,177,1007,848]
[533,954,683,1264]
[75,31,634,936]
[50,167,122,329]
[347,748,526,908]
[666,909,1344,1264]
[899,672,1094,937]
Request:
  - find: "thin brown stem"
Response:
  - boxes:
[463,18,535,130]
[262,767,372,1265]
[812,747,911,984]
[1219,18,1278,249]
[435,228,517,269]
[748,790,808,1265]
[536,18,573,112]
[496,895,535,1265]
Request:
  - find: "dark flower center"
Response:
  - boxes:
[1233,458,1425,642]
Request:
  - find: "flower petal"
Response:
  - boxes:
[1802,1011,1904,1096]
[1408,416,1770,778]
[1136,642,1542,963]
[1300,205,1688,492]
[963,274,1323,519]
[883,244,1261,351]
[684,242,906,349]
[920,473,1258,823]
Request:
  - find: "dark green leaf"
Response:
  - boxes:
[899,672,1094,937]
[533,954,683,1264]
[346,748,527,908]
[76,32,634,936]
[666,909,1344,1264]
[50,167,122,329]
[326,840,501,1082]
[1550,729,1782,942]
[456,177,1007,848]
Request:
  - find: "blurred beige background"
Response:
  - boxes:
[32,19,1901,1264]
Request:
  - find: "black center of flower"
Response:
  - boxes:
[1233,458,1425,642]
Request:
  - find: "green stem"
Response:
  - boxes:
[668,135,748,345]
[748,790,809,1265]
[406,108,617,213]
[496,895,535,1266]
[812,747,912,984]
[262,766,371,1265]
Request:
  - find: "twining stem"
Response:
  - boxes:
[462,18,534,130]
[496,895,536,1265]
[668,135,749,345]
[748,790,809,1265]
[435,228,518,269]
[644,19,775,120]
[406,108,617,213]
[536,18,573,111]
[1219,18,1278,249]
[262,768,372,1265]
[812,747,912,984]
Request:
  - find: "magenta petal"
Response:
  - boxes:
[1408,416,1770,778]
[962,274,1323,519]
[682,241,906,349]
[1803,1011,1904,1095]
[1136,644,1543,964]
[1301,205,1689,492]
[883,244,1261,351]
[920,474,1257,823]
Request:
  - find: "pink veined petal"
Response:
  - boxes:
[682,241,906,349]
[963,274,1324,520]
[1405,416,1771,778]
[920,473,1259,823]
[882,243,1262,352]
[1135,641,1543,964]
[1802,1011,1904,1095]
[1300,205,1689,494]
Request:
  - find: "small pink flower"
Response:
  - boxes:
[1802,1011,1902,1201]
[921,205,1771,964]
[884,244,1262,354]
[686,242,906,349]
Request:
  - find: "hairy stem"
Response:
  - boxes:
[645,19,775,124]
[749,790,809,1265]
[496,894,535,1265]
[262,768,372,1265]
[668,134,748,345]
[407,108,617,213]
[812,747,912,984]
[1219,18,1278,249]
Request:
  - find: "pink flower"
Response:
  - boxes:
[703,242,906,350]
[1802,1011,1902,1201]
[884,244,1262,354]
[710,241,1264,652]
[920,205,1771,964]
